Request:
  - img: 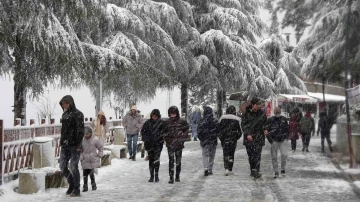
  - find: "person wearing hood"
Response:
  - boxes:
[94,111,109,145]
[80,126,103,192]
[197,106,220,176]
[141,109,165,182]
[300,111,315,152]
[289,107,302,152]
[264,107,289,178]
[317,111,334,152]
[218,105,242,176]
[59,95,84,197]
[122,105,143,161]
[164,106,189,184]
[241,97,267,179]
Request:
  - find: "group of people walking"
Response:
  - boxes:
[58,95,335,197]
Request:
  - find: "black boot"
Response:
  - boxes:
[175,174,180,182]
[155,167,159,182]
[149,173,154,182]
[168,176,174,184]
[70,188,80,197]
[66,183,74,195]
[91,182,97,191]
[82,176,88,192]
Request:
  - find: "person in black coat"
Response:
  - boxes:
[241,97,267,179]
[218,105,242,176]
[197,106,220,176]
[164,106,189,184]
[141,109,165,182]
[264,107,289,178]
[317,111,334,152]
[59,95,84,197]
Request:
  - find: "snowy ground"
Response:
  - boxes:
[1,126,360,201]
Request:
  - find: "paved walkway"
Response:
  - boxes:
[3,134,360,202]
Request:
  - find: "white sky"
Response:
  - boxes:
[0,76,180,127]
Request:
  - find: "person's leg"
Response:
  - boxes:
[82,169,89,192]
[167,148,175,183]
[222,142,229,171]
[254,145,263,174]
[175,148,183,182]
[69,146,81,196]
[59,146,73,195]
[279,141,288,173]
[246,146,254,175]
[89,169,96,190]
[321,132,325,152]
[193,124,198,141]
[132,134,139,160]
[301,135,305,151]
[127,134,133,158]
[291,140,295,151]
[154,148,162,182]
[271,142,279,173]
[202,145,209,175]
[148,149,155,182]
[208,144,217,173]
[325,132,333,152]
[228,142,237,172]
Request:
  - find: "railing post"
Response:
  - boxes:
[0,120,3,185]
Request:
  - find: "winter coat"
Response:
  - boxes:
[218,106,242,146]
[289,114,300,140]
[191,112,201,125]
[241,105,267,147]
[80,136,103,169]
[59,95,84,149]
[122,111,143,134]
[264,115,289,144]
[318,112,333,134]
[300,112,315,135]
[164,107,189,150]
[94,111,110,140]
[197,107,220,147]
[141,110,165,152]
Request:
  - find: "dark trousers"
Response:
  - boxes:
[221,142,237,171]
[167,148,182,178]
[148,148,162,177]
[291,140,297,151]
[321,131,332,150]
[301,132,311,148]
[246,145,263,174]
[60,146,81,190]
[83,169,95,186]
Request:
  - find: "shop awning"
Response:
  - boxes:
[307,92,345,102]
[278,94,318,103]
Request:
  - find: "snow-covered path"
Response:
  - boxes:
[2,134,360,202]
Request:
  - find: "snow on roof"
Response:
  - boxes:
[278,94,318,103]
[308,92,345,102]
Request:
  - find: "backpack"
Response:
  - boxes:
[300,117,313,133]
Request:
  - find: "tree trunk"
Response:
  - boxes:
[216,90,226,118]
[95,85,100,118]
[13,47,27,126]
[180,82,188,119]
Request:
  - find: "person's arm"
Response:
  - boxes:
[122,115,127,129]
[311,118,315,135]
[75,112,85,150]
[96,139,104,157]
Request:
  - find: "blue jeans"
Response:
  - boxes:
[127,133,138,157]
[191,124,198,139]
[60,145,80,190]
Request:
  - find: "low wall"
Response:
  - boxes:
[336,116,360,160]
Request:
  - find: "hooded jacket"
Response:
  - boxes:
[122,110,142,134]
[264,115,289,144]
[218,106,242,145]
[80,134,103,169]
[197,106,220,147]
[141,109,165,151]
[241,105,267,146]
[164,106,189,150]
[94,111,109,140]
[300,112,315,134]
[59,95,84,148]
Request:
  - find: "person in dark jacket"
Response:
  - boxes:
[300,111,315,152]
[218,105,242,176]
[197,106,220,176]
[241,97,267,179]
[190,107,202,141]
[141,109,165,183]
[264,107,289,178]
[164,106,189,184]
[317,111,334,152]
[59,95,84,197]
[289,107,302,152]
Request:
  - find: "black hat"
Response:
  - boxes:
[251,97,262,105]
[150,109,161,119]
[168,106,180,117]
